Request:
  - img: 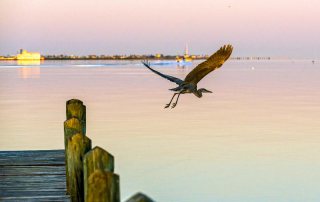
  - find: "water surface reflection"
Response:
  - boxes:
[0,60,320,201]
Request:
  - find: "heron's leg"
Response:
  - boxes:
[171,93,181,108]
[165,93,178,108]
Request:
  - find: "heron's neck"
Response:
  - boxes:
[194,89,203,98]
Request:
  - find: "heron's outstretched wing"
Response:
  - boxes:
[142,61,184,85]
[184,45,233,84]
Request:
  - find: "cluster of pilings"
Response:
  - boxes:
[64,99,154,202]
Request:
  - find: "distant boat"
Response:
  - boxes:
[176,44,192,63]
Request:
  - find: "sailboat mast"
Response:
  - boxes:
[185,43,189,56]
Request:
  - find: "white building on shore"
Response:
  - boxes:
[16,49,41,60]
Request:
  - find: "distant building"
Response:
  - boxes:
[176,44,192,63]
[16,49,41,60]
[155,54,163,58]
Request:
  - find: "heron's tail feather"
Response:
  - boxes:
[169,86,182,91]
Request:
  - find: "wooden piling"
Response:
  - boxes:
[86,170,120,202]
[67,133,92,202]
[64,118,84,148]
[83,146,115,201]
[125,192,155,202]
[64,117,85,194]
[64,99,86,195]
[66,99,86,135]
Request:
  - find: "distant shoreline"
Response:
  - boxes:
[0,56,273,61]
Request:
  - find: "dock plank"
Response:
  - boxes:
[0,150,65,166]
[0,165,65,176]
[0,150,69,201]
[1,195,70,202]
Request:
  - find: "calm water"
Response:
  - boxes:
[1,60,320,201]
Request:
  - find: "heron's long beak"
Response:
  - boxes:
[203,89,212,93]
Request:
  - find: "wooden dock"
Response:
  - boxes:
[0,149,70,201]
[0,99,154,202]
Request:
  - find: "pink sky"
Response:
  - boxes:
[1,0,320,57]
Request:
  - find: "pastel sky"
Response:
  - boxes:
[1,0,320,57]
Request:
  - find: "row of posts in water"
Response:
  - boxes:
[64,99,154,202]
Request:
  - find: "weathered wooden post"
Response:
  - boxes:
[84,146,119,202]
[87,170,120,202]
[67,133,92,202]
[62,99,155,202]
[66,99,86,135]
[125,193,155,202]
[64,118,84,148]
[64,99,86,195]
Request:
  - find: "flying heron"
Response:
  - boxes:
[142,44,233,108]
